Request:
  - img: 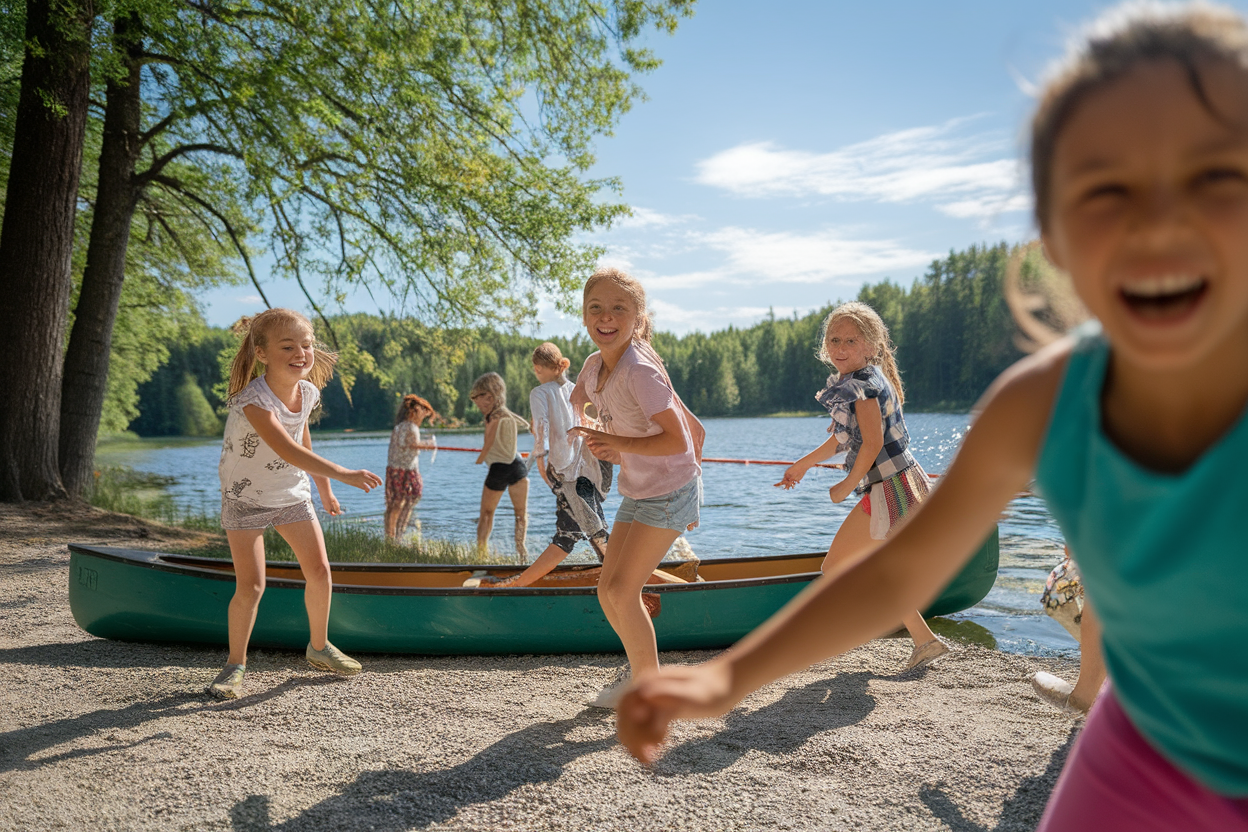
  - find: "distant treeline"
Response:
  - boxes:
[129,242,1025,436]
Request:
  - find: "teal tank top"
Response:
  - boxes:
[1035,326,1248,795]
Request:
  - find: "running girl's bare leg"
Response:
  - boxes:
[384,502,400,539]
[477,484,504,550]
[395,498,418,539]
[1070,598,1106,712]
[822,503,939,649]
[507,477,530,558]
[225,528,267,666]
[598,520,681,677]
[274,517,332,651]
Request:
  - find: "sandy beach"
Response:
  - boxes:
[0,502,1081,831]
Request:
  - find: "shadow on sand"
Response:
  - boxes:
[229,711,618,831]
[0,667,341,774]
[651,671,877,775]
[918,726,1078,832]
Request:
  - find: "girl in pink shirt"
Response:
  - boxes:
[570,267,705,708]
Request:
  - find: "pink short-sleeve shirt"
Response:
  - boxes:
[575,343,700,499]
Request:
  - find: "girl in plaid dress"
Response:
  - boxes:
[775,301,946,670]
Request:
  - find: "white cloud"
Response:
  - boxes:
[648,297,775,333]
[237,294,265,304]
[695,227,938,284]
[938,193,1032,220]
[614,206,698,230]
[695,118,1028,215]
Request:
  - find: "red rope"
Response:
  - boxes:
[429,443,1033,494]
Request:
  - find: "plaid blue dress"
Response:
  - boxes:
[815,364,918,496]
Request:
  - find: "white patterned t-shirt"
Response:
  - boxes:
[218,376,318,510]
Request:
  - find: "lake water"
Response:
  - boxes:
[97,414,1077,658]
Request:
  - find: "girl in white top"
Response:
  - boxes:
[210,309,382,700]
[569,267,705,708]
[484,342,611,588]
[470,372,530,557]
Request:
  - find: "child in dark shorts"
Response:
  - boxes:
[470,372,530,557]
[483,343,613,588]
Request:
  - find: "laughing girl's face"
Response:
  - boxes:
[583,281,639,356]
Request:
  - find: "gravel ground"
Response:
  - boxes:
[0,502,1082,831]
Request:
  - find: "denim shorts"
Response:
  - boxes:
[615,476,701,532]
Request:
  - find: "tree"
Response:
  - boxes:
[50,0,694,498]
[0,0,94,501]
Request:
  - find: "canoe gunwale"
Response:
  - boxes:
[67,544,822,598]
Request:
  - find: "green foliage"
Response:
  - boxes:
[147,0,695,330]
[130,322,234,436]
[175,373,220,436]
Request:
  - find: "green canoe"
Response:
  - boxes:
[67,527,998,655]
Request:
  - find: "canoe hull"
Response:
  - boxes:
[68,526,998,655]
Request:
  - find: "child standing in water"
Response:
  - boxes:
[776,301,946,670]
[211,309,382,699]
[384,394,437,541]
[470,372,530,558]
[569,267,705,708]
[619,6,1248,829]
[483,343,611,588]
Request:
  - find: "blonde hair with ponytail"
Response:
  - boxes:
[816,301,905,406]
[226,309,338,399]
[531,342,572,382]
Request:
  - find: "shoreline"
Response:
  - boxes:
[1,501,1081,830]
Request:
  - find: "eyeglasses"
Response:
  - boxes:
[582,402,600,422]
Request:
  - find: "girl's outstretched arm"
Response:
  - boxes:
[243,406,382,493]
[776,433,843,490]
[616,344,1069,764]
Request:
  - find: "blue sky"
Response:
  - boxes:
[198,0,1248,336]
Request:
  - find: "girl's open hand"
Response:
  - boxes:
[342,468,383,492]
[568,426,624,463]
[775,462,807,490]
[616,662,735,765]
[829,478,855,504]
[321,492,343,516]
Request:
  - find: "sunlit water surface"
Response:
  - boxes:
[99,414,1076,657]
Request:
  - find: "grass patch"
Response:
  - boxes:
[88,465,511,566]
[189,520,514,566]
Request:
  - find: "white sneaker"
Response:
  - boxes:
[588,667,632,709]
[1032,671,1083,715]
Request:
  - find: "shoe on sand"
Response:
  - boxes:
[306,642,362,676]
[906,638,949,670]
[588,667,632,709]
[1032,671,1084,715]
[206,664,246,699]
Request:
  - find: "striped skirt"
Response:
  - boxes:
[860,463,931,540]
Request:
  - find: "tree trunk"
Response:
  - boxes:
[60,16,145,497]
[0,0,94,502]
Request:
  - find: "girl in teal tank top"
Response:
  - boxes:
[616,7,1248,830]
